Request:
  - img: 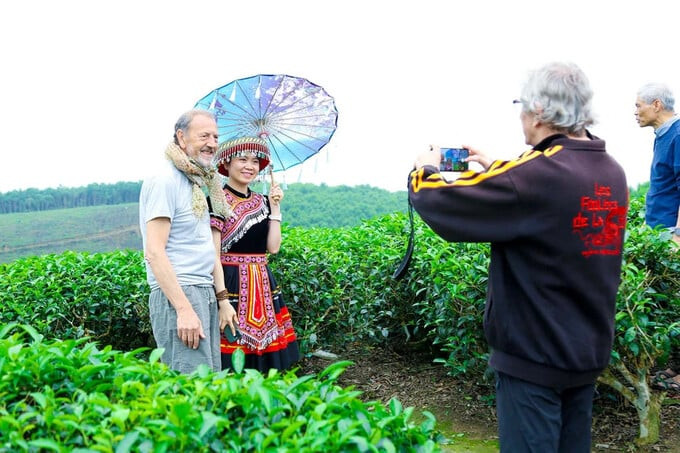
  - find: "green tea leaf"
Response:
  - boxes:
[232,348,245,374]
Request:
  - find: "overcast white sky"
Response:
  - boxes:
[1,0,677,194]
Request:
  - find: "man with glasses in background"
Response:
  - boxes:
[634,83,680,245]
[634,83,680,394]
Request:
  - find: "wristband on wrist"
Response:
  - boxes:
[215,289,229,301]
[269,214,282,222]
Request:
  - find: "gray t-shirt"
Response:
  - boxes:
[139,161,215,290]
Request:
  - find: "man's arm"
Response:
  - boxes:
[409,163,522,243]
[145,217,204,348]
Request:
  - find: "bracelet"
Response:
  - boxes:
[215,289,229,301]
[269,214,282,222]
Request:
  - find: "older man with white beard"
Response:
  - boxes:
[139,109,237,373]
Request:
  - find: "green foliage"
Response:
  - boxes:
[0,210,484,373]
[0,324,440,452]
[275,212,489,375]
[595,216,679,445]
[407,240,489,376]
[275,214,418,350]
[607,187,680,370]
[629,181,650,203]
[588,186,679,445]
[0,250,151,351]
[612,224,680,367]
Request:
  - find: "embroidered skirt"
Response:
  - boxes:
[220,253,299,372]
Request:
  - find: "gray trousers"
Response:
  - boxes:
[149,285,220,374]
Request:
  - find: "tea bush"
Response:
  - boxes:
[596,194,680,444]
[0,323,439,452]
[274,216,425,350]
[0,210,488,369]
[0,250,151,351]
[275,215,490,374]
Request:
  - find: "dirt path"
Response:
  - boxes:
[298,344,680,452]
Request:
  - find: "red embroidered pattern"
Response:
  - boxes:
[572,183,627,257]
[222,253,280,351]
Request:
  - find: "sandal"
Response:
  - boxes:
[652,375,680,393]
[653,368,678,381]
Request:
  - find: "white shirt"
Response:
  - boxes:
[139,161,215,290]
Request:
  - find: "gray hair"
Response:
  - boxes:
[519,62,595,134]
[637,83,675,112]
[173,109,216,144]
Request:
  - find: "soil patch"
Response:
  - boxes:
[298,344,680,452]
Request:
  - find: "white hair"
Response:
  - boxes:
[637,83,675,112]
[519,62,595,133]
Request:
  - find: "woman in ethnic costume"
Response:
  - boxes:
[210,136,300,372]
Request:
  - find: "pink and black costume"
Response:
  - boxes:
[211,185,299,372]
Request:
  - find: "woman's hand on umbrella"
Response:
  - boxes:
[269,184,284,206]
[269,170,284,206]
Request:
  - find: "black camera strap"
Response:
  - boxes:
[392,199,415,280]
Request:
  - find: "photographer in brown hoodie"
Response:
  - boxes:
[409,62,628,453]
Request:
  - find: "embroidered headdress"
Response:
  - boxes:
[215,136,271,176]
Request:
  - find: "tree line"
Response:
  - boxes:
[0,182,142,213]
[0,181,408,227]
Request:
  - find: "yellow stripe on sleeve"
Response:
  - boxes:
[410,146,563,192]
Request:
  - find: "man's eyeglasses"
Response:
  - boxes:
[513,99,526,112]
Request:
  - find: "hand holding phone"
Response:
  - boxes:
[225,325,242,343]
[439,147,469,172]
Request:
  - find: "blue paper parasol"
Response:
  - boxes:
[195,74,338,172]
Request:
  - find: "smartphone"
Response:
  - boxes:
[225,325,242,343]
[440,147,469,172]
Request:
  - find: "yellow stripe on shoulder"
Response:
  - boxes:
[543,144,564,156]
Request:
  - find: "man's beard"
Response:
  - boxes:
[189,146,214,170]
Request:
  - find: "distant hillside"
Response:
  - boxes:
[271,183,408,228]
[0,183,407,263]
[0,204,141,263]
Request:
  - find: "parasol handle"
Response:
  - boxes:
[269,166,276,186]
[269,166,282,204]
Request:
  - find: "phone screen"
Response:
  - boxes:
[440,148,469,172]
